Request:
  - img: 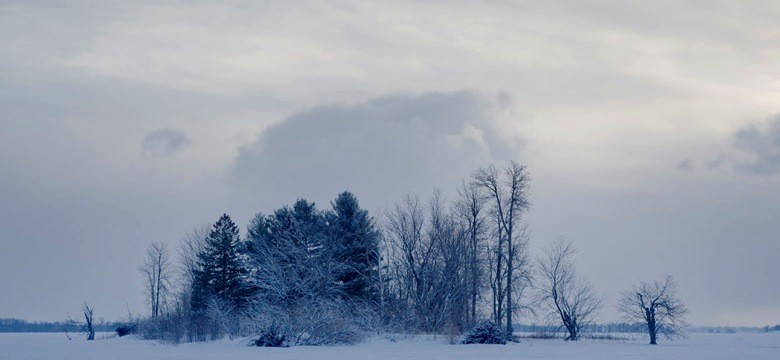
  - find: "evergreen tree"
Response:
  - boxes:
[193,214,252,311]
[246,200,332,305]
[327,191,381,303]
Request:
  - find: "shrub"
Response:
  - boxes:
[254,328,286,347]
[461,321,509,345]
[115,323,138,337]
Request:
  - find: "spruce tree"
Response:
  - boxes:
[327,191,380,303]
[246,200,330,305]
[194,214,252,310]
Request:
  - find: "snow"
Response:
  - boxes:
[2,332,778,360]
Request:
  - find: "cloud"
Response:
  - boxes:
[140,128,191,158]
[231,91,523,211]
[705,153,727,170]
[731,115,780,175]
[676,158,694,171]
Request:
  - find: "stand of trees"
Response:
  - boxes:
[136,191,382,344]
[133,161,688,345]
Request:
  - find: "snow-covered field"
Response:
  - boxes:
[2,332,778,360]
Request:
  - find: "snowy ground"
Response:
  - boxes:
[2,332,778,360]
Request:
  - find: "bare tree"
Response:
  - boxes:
[139,242,173,320]
[178,225,209,290]
[536,238,602,341]
[83,303,95,340]
[472,161,531,334]
[384,191,471,333]
[172,225,209,342]
[385,193,427,329]
[508,225,534,323]
[429,192,469,333]
[456,181,487,327]
[618,275,688,344]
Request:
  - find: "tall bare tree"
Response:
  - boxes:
[175,225,209,342]
[536,238,602,340]
[456,181,487,327]
[385,193,438,331]
[618,275,688,344]
[472,161,531,334]
[139,242,173,320]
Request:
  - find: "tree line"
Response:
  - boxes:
[0,318,122,333]
[137,161,688,345]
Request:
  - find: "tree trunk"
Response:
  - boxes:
[83,305,95,341]
[506,233,513,335]
[495,218,503,327]
[648,316,657,345]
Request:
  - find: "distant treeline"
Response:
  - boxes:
[0,318,124,333]
[518,323,780,334]
[690,325,780,334]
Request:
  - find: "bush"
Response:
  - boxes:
[254,328,286,347]
[115,323,138,337]
[461,321,509,345]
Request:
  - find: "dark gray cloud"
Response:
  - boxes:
[732,115,780,175]
[231,91,522,212]
[141,128,191,158]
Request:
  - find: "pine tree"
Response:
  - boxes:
[327,191,381,303]
[246,200,331,305]
[193,214,252,311]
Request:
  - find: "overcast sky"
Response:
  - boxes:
[1,0,779,326]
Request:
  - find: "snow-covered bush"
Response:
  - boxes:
[286,301,366,345]
[461,321,509,345]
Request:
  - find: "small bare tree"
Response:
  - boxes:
[618,275,688,345]
[139,242,173,320]
[536,238,602,341]
[83,303,95,340]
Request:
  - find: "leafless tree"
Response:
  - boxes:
[618,275,689,344]
[385,193,427,328]
[206,297,239,340]
[472,161,531,334]
[178,225,209,290]
[430,192,469,333]
[162,225,209,342]
[456,181,487,327]
[139,242,173,320]
[384,191,471,333]
[536,238,602,341]
[83,303,95,340]
[508,225,534,322]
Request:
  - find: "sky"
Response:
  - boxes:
[1,0,779,327]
